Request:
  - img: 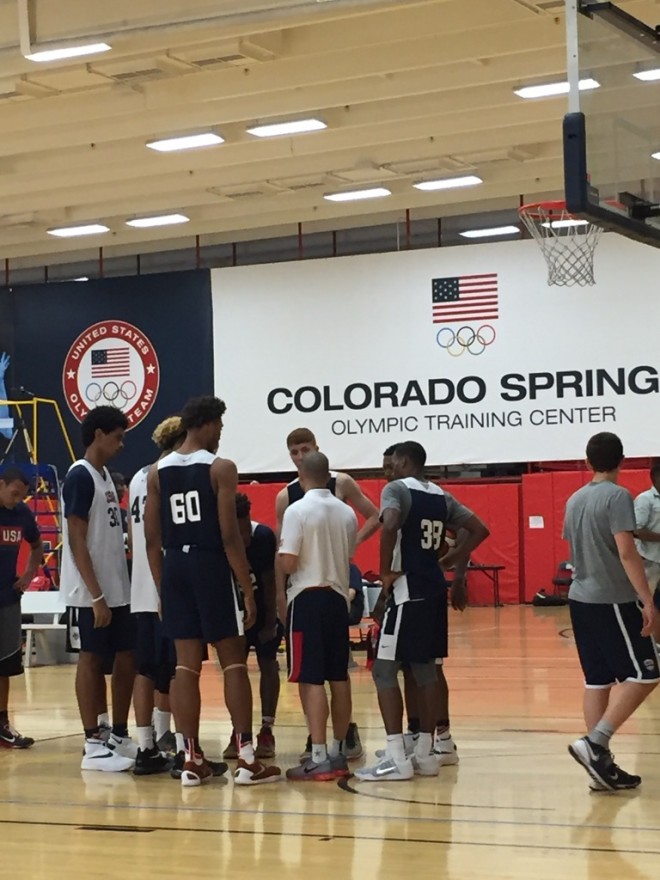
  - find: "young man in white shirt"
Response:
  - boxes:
[60,406,136,773]
[279,452,358,781]
[634,464,660,639]
[275,427,378,760]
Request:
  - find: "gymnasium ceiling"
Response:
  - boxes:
[0,0,658,270]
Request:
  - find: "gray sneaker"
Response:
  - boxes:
[329,753,350,778]
[354,755,414,782]
[286,758,343,781]
[156,731,177,756]
[344,723,363,760]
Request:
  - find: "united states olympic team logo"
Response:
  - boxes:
[62,320,160,428]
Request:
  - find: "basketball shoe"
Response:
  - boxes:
[433,731,459,766]
[568,737,641,791]
[354,755,414,782]
[81,739,135,772]
[234,758,282,785]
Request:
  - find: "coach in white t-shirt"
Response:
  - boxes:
[60,406,135,774]
[278,451,357,781]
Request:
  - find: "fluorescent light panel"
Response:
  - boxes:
[47,224,109,238]
[460,225,520,239]
[514,78,599,99]
[634,68,660,82]
[414,175,482,191]
[126,214,190,228]
[324,187,391,202]
[247,118,327,138]
[652,151,660,160]
[26,43,111,62]
[541,218,589,229]
[146,133,224,152]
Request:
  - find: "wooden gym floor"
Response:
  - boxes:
[1,606,659,879]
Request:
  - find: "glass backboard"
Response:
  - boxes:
[564,0,660,245]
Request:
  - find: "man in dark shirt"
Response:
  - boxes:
[0,467,43,748]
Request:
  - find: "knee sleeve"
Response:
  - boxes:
[410,660,438,688]
[372,658,401,691]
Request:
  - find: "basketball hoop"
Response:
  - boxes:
[518,200,603,287]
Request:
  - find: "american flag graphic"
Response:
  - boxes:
[432,274,499,323]
[91,347,131,377]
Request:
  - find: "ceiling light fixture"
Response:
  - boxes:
[247,118,327,138]
[146,133,224,152]
[47,224,110,238]
[413,175,483,191]
[460,225,520,239]
[514,78,599,99]
[125,214,190,228]
[324,187,391,203]
[541,218,589,230]
[25,43,111,63]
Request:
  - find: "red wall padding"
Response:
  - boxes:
[521,469,650,602]
[242,479,521,605]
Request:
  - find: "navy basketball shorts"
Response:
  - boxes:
[0,601,23,677]
[377,594,448,664]
[286,589,349,685]
[75,604,136,655]
[134,611,176,693]
[161,547,244,644]
[569,599,660,687]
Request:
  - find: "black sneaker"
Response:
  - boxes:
[0,723,34,750]
[568,736,641,790]
[133,745,170,776]
[170,750,228,780]
[344,722,363,760]
[299,735,312,762]
[156,731,177,757]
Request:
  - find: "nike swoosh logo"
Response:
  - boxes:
[374,764,396,776]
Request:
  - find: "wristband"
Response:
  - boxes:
[92,594,105,604]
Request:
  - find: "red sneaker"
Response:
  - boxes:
[181,758,214,787]
[256,728,276,759]
[234,758,282,785]
[0,724,34,749]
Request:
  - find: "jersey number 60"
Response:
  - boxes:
[170,490,202,524]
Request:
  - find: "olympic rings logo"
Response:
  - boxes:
[85,380,137,404]
[436,324,496,357]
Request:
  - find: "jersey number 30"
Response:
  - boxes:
[420,518,444,550]
[170,491,202,524]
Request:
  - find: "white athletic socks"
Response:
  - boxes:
[328,739,342,758]
[589,720,614,750]
[386,734,406,765]
[153,709,171,742]
[311,743,328,764]
[238,738,256,764]
[175,732,185,755]
[415,732,433,758]
[137,726,154,752]
[97,712,110,728]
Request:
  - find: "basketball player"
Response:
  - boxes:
[279,452,357,781]
[633,464,660,639]
[565,432,658,791]
[381,443,461,765]
[357,441,489,782]
[224,493,281,760]
[128,417,182,776]
[60,406,136,773]
[144,395,281,787]
[276,427,378,759]
[0,468,42,749]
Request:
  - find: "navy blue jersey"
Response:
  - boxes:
[0,502,40,607]
[157,450,223,551]
[287,474,337,506]
[381,477,473,602]
[246,522,276,613]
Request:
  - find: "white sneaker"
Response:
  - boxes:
[434,734,459,766]
[354,755,414,782]
[108,733,138,760]
[376,732,418,759]
[81,740,135,772]
[412,751,440,777]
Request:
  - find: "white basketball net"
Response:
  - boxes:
[519,204,603,287]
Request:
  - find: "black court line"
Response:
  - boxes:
[1,815,659,856]
[337,777,556,812]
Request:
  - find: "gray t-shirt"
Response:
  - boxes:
[563,480,638,604]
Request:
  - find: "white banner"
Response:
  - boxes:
[212,235,660,472]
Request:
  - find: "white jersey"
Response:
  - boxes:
[60,459,130,609]
[129,465,159,613]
